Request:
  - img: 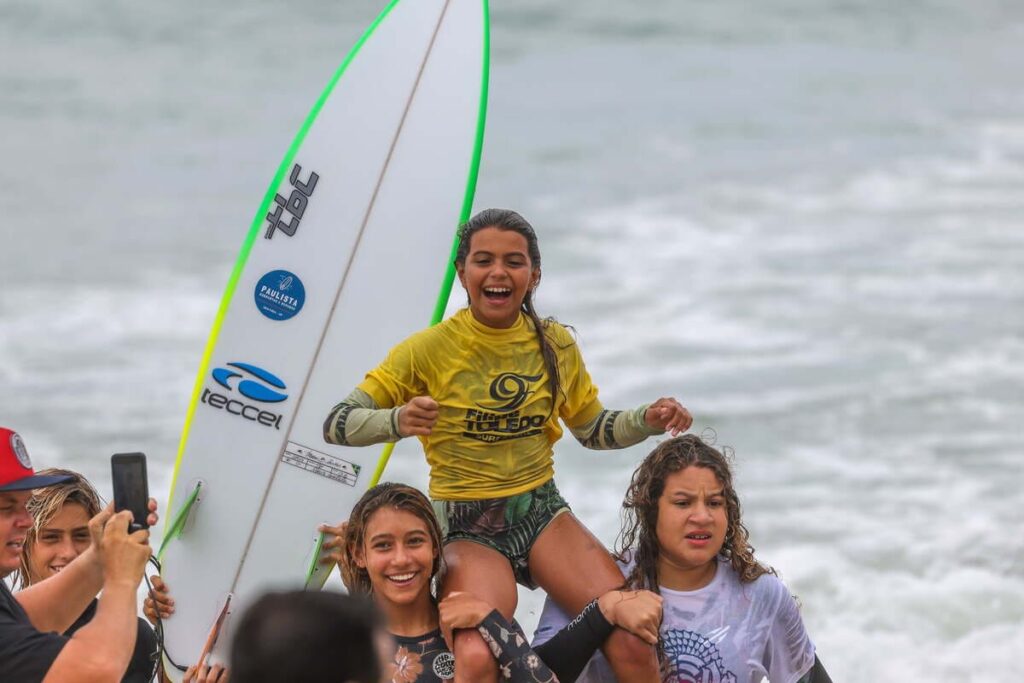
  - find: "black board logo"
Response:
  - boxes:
[476,372,543,413]
[265,163,319,239]
[464,372,545,443]
[202,362,288,429]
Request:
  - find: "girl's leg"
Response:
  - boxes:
[529,512,661,683]
[442,540,519,683]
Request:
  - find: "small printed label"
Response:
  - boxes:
[282,442,360,487]
[254,270,306,321]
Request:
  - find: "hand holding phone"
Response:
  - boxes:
[111,452,150,532]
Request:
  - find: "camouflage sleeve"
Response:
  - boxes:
[569,404,662,450]
[323,388,401,447]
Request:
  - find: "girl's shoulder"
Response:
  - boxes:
[734,566,803,619]
[397,315,462,350]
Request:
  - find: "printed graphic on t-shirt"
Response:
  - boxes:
[463,372,547,443]
[388,634,453,683]
[662,628,738,683]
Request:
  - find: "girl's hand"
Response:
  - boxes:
[438,591,493,651]
[644,397,692,436]
[144,574,175,624]
[598,590,663,645]
[184,662,229,683]
[398,396,439,437]
[317,521,348,566]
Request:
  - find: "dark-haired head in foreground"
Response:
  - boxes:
[229,590,390,683]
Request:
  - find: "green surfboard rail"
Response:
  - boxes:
[368,0,490,489]
[163,0,404,535]
[163,0,491,585]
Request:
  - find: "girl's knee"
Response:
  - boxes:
[453,629,498,681]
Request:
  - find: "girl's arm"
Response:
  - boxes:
[323,390,439,446]
[568,405,660,450]
[569,398,692,450]
[323,389,402,446]
[442,590,661,683]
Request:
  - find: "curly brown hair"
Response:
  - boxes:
[616,435,774,592]
[16,468,104,589]
[340,482,444,598]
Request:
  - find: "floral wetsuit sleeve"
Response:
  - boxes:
[477,611,559,683]
[477,601,613,683]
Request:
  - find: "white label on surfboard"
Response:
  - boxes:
[281,441,360,486]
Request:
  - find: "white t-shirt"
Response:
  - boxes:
[533,557,816,683]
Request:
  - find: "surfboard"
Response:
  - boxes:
[158,0,489,673]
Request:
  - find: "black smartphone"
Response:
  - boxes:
[111,452,149,532]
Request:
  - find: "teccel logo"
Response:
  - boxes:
[202,362,287,429]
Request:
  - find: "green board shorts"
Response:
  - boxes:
[432,478,570,589]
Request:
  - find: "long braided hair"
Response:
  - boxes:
[616,435,775,592]
[455,208,564,407]
[340,483,444,599]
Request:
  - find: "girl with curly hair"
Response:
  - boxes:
[534,435,833,682]
[321,482,664,683]
[324,208,691,682]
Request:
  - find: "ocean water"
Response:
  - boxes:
[2,0,1022,679]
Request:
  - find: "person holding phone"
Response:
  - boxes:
[0,427,159,683]
[12,467,158,682]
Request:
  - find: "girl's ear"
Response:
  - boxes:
[456,262,468,290]
[531,268,541,289]
[354,544,367,569]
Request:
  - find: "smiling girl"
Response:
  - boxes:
[327,482,663,683]
[324,209,691,681]
[534,435,833,683]
[15,468,159,683]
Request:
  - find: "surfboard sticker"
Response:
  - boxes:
[159,0,490,673]
[280,441,361,486]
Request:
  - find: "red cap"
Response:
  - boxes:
[0,428,74,492]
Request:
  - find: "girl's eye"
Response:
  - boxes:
[372,543,391,551]
[40,535,61,544]
[73,532,91,542]
[675,500,691,507]
[709,499,725,508]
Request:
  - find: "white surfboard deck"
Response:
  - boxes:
[159,0,488,674]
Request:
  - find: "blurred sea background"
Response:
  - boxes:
[2,0,1023,679]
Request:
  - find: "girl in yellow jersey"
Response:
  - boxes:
[324,208,692,683]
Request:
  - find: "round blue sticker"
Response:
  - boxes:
[254,270,306,321]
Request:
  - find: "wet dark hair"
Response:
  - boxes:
[617,434,775,591]
[455,208,563,408]
[341,482,444,598]
[229,590,385,683]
